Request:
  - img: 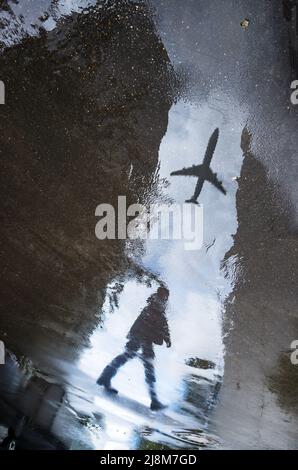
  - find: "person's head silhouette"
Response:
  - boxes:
[157,286,169,301]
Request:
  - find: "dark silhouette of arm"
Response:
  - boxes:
[162,318,171,347]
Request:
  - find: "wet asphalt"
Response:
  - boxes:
[0,0,297,450]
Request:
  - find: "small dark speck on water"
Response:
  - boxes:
[240,19,250,30]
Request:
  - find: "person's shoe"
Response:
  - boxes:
[96,376,118,394]
[150,399,167,411]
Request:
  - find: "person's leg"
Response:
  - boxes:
[97,340,139,393]
[141,343,166,411]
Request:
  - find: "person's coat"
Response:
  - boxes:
[127,293,170,346]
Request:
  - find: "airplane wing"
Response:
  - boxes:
[171,167,194,176]
[207,171,227,195]
[202,128,219,167]
[192,176,205,201]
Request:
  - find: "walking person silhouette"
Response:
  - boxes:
[97,286,171,411]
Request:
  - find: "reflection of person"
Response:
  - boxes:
[97,287,171,411]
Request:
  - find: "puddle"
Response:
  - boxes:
[0,0,298,451]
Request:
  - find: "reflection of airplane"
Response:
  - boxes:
[170,128,226,204]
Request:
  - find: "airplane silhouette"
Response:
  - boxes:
[170,128,226,204]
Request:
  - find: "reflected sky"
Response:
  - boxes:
[77,97,245,449]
